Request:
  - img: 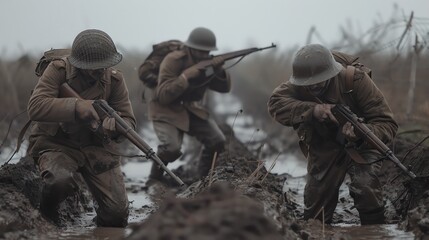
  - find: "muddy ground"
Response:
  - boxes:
[1,124,429,239]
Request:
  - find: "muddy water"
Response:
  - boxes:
[37,227,131,240]
[281,158,415,239]
[330,224,414,239]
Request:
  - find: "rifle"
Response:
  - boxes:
[189,43,276,87]
[195,43,276,69]
[331,104,417,179]
[59,83,185,186]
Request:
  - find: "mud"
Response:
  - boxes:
[1,124,429,239]
[0,156,52,239]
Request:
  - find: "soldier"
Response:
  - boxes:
[27,29,136,227]
[267,44,398,225]
[147,27,231,182]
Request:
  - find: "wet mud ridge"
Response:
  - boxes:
[0,157,53,239]
[126,123,301,239]
[1,125,429,239]
[127,124,300,239]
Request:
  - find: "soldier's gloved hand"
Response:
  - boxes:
[212,56,225,72]
[102,117,116,138]
[342,122,359,142]
[182,65,202,81]
[313,103,338,124]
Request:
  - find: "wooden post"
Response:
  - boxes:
[406,35,423,118]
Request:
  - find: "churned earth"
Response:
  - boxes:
[0,124,428,239]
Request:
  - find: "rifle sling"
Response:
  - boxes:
[3,119,32,166]
[344,146,368,164]
[344,66,355,94]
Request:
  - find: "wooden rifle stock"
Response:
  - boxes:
[59,82,185,186]
[331,104,416,179]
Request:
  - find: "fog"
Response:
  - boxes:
[1,0,428,58]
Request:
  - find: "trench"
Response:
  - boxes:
[60,127,415,239]
[40,154,415,239]
[0,94,419,239]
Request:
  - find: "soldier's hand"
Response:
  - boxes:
[212,56,225,71]
[342,122,359,142]
[313,103,338,124]
[75,99,100,124]
[102,117,116,138]
[182,65,202,81]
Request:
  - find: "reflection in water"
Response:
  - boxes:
[55,227,131,240]
[330,224,414,239]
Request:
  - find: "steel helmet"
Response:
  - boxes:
[289,44,343,86]
[184,27,218,51]
[68,29,122,70]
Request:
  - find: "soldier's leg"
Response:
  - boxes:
[303,159,348,224]
[38,151,79,221]
[188,114,226,177]
[348,161,384,225]
[150,120,184,180]
[80,165,129,227]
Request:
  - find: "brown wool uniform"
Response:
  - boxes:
[268,68,398,224]
[27,58,136,227]
[148,49,231,174]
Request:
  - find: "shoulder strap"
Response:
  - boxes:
[344,65,355,94]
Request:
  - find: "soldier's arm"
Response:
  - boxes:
[352,73,398,143]
[108,70,136,130]
[156,53,189,105]
[268,81,317,127]
[208,70,231,93]
[27,61,77,122]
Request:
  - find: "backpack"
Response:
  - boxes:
[331,51,372,93]
[35,48,71,77]
[138,40,183,88]
[34,48,112,99]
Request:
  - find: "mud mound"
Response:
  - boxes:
[379,134,429,237]
[127,183,283,240]
[127,123,302,239]
[0,157,54,238]
[0,155,94,237]
[382,136,429,212]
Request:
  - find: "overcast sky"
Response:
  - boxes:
[1,0,428,58]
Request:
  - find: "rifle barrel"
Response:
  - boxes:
[95,100,185,186]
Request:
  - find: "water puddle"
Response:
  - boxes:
[38,227,131,240]
[280,160,415,239]
[329,223,414,239]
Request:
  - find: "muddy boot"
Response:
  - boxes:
[359,207,385,225]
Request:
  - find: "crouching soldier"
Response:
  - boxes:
[268,44,398,225]
[27,29,136,227]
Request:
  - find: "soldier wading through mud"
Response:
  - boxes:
[147,27,231,183]
[268,44,398,225]
[27,29,136,227]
